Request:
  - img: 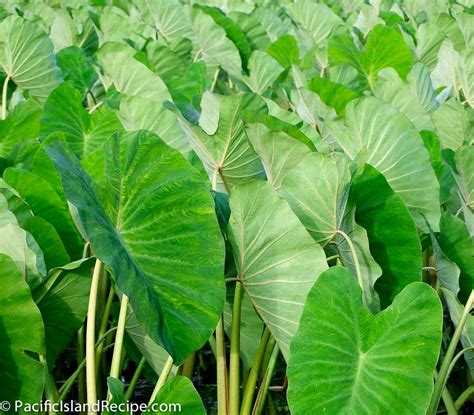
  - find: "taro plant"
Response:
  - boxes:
[0,1,473,415]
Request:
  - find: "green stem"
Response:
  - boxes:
[59,327,117,401]
[455,384,474,411]
[335,229,366,305]
[180,353,196,379]
[240,328,271,415]
[77,326,86,408]
[108,294,129,386]
[95,288,115,375]
[435,369,457,415]
[208,335,217,358]
[1,75,9,120]
[428,289,474,414]
[41,355,61,415]
[148,356,174,404]
[216,317,228,415]
[229,282,243,415]
[86,259,103,415]
[125,356,146,401]
[211,67,221,92]
[252,344,279,415]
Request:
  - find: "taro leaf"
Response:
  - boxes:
[150,376,206,415]
[442,288,474,377]
[0,99,42,159]
[46,132,224,364]
[374,63,437,130]
[196,5,253,72]
[452,146,474,235]
[0,193,46,283]
[243,51,283,95]
[33,258,93,367]
[267,35,299,68]
[430,229,460,295]
[431,100,472,151]
[287,0,343,47]
[0,15,61,100]
[40,82,123,158]
[230,11,270,51]
[329,25,413,90]
[199,91,220,135]
[223,285,263,369]
[175,93,266,192]
[278,152,351,246]
[287,266,442,415]
[126,310,177,377]
[438,213,474,304]
[119,95,191,156]
[97,42,171,103]
[135,0,192,42]
[245,122,313,191]
[308,76,360,116]
[327,96,440,232]
[350,164,422,307]
[56,46,97,94]
[458,49,474,109]
[227,181,327,361]
[0,253,46,405]
[22,217,70,269]
[4,167,84,259]
[187,8,242,77]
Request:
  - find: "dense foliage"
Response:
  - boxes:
[0,0,473,414]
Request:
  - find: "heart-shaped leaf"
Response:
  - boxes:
[287,266,442,415]
[46,132,225,363]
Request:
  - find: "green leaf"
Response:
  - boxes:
[0,99,42,159]
[267,35,299,68]
[176,93,266,192]
[243,51,283,95]
[56,46,97,94]
[40,82,123,158]
[0,193,46,282]
[350,164,422,307]
[438,213,474,303]
[33,259,93,367]
[327,97,440,232]
[308,76,360,116]
[228,181,327,360]
[0,15,61,100]
[287,266,442,415]
[329,25,413,90]
[4,167,84,259]
[0,253,46,405]
[151,376,206,415]
[46,132,224,363]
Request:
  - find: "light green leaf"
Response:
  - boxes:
[458,49,474,108]
[198,91,220,136]
[188,8,242,77]
[327,97,440,232]
[243,51,283,95]
[46,132,224,364]
[135,0,192,42]
[287,267,442,415]
[267,35,299,67]
[0,253,46,405]
[374,63,437,130]
[176,93,266,192]
[0,15,61,100]
[432,100,472,150]
[228,181,328,360]
[97,42,171,103]
[119,95,191,156]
